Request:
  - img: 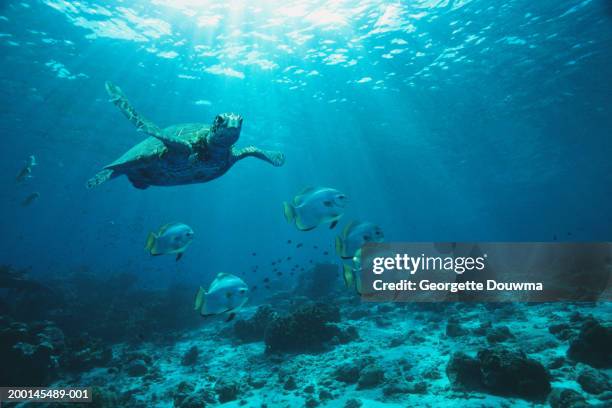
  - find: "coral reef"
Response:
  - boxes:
[0,315,116,388]
[0,318,63,386]
[233,305,277,343]
[264,302,353,352]
[1,269,201,346]
[0,264,49,292]
[0,267,608,407]
[61,334,112,371]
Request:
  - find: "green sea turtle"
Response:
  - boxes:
[87,82,285,190]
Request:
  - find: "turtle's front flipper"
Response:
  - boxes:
[105,82,162,137]
[86,169,114,189]
[232,146,285,167]
[105,82,191,153]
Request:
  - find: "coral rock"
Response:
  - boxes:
[548,388,588,408]
[283,375,297,390]
[126,359,148,377]
[577,366,610,395]
[264,303,343,353]
[234,305,276,343]
[567,318,612,368]
[446,352,483,391]
[478,348,551,400]
[344,399,362,408]
[335,362,361,384]
[181,346,199,366]
[0,320,64,386]
[549,323,573,341]
[357,364,385,389]
[215,378,240,403]
[486,326,514,343]
[446,318,467,337]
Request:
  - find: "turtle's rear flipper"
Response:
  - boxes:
[86,169,113,189]
[128,176,150,190]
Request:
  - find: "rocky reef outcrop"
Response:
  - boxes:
[0,315,113,387]
[548,388,588,408]
[567,317,611,368]
[576,365,610,395]
[446,352,483,391]
[446,347,551,401]
[264,302,357,352]
[0,317,61,386]
[62,334,112,372]
[233,305,277,343]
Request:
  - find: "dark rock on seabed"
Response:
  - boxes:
[335,362,361,384]
[214,377,241,403]
[264,302,345,352]
[548,388,589,408]
[234,305,277,343]
[478,348,551,400]
[126,359,148,377]
[344,399,362,408]
[334,357,377,385]
[446,347,551,400]
[577,365,610,395]
[486,325,514,343]
[181,345,199,366]
[549,323,573,341]
[356,363,385,389]
[283,375,298,390]
[567,317,612,368]
[445,317,468,337]
[446,352,483,391]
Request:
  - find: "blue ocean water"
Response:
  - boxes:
[0,0,611,407]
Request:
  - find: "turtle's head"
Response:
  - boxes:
[208,113,243,147]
